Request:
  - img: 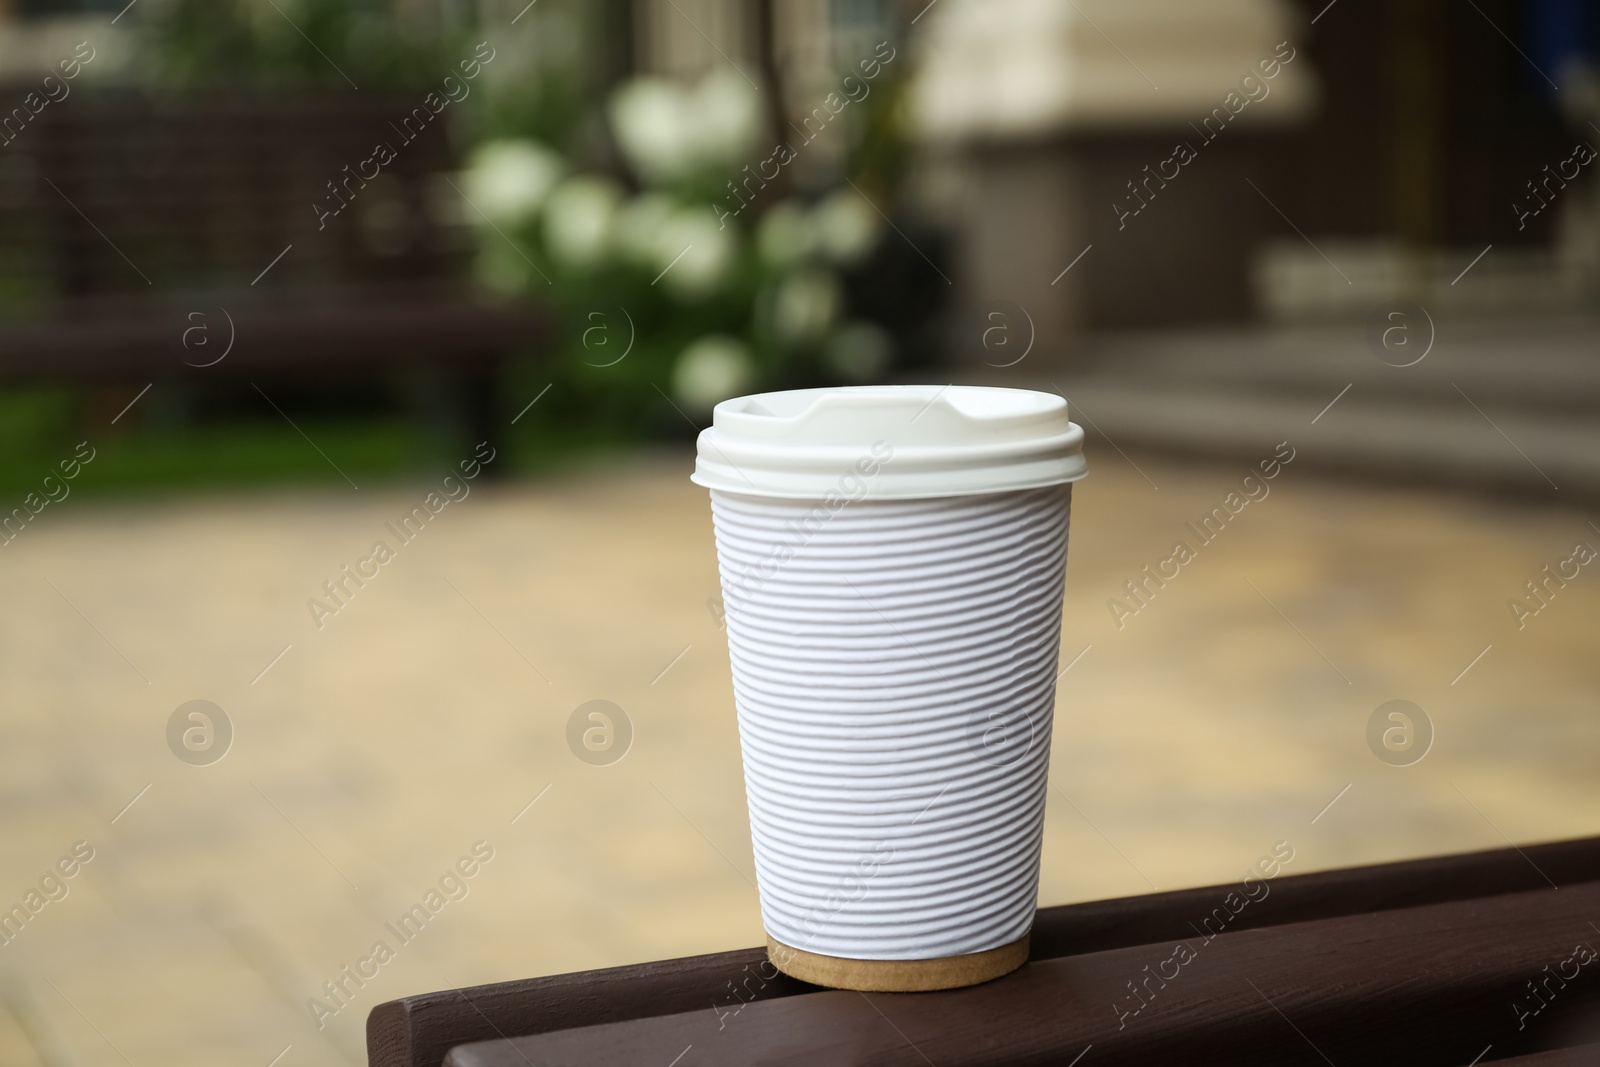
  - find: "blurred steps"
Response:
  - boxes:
[970,316,1600,500]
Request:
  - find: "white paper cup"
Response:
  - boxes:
[692,386,1086,991]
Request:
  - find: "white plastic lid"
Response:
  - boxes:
[691,385,1087,500]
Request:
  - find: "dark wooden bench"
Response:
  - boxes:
[0,87,542,441]
[369,835,1600,1065]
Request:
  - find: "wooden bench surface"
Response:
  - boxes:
[0,283,543,383]
[369,835,1600,1066]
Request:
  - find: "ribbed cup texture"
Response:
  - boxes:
[710,484,1071,960]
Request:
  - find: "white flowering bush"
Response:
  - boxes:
[462,70,888,421]
[461,140,565,228]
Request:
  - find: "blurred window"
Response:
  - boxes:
[828,0,893,67]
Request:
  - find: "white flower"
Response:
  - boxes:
[461,139,565,227]
[691,70,764,169]
[757,200,815,267]
[771,268,841,347]
[654,206,736,297]
[610,72,764,184]
[812,189,881,266]
[542,177,622,269]
[825,321,894,381]
[609,78,694,184]
[673,335,755,411]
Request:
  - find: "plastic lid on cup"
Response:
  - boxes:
[691,385,1087,500]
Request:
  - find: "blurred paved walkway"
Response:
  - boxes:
[0,449,1596,1066]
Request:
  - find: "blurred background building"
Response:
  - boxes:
[0,0,1595,495]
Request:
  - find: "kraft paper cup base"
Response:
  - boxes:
[766,933,1030,992]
